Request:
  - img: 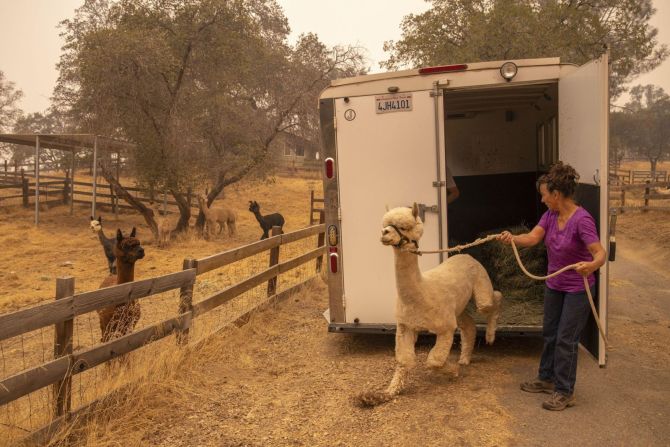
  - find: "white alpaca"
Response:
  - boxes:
[358,203,503,406]
[150,203,172,247]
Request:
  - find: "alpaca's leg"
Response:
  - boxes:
[457,312,477,365]
[472,269,496,313]
[484,291,503,344]
[228,220,236,237]
[426,323,458,373]
[386,323,417,395]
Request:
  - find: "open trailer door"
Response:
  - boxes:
[559,53,609,366]
[334,89,446,325]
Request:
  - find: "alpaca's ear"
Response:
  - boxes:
[98,216,102,223]
[90,216,93,221]
[116,229,123,242]
[412,202,419,218]
[385,204,389,212]
[130,227,137,238]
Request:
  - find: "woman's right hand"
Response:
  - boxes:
[497,230,514,245]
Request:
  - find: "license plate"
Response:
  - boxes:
[375,93,413,114]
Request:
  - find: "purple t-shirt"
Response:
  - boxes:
[537,207,600,292]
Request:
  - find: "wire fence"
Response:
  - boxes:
[0,222,325,445]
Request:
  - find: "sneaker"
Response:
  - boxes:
[520,378,555,394]
[542,392,576,411]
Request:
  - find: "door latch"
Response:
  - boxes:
[417,203,438,221]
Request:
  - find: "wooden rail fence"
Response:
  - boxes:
[609,181,670,212]
[0,223,326,445]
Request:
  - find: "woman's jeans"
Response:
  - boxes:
[538,285,594,395]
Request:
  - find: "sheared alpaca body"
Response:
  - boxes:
[150,203,172,247]
[97,228,145,343]
[198,194,236,239]
[359,204,502,406]
[248,200,285,240]
[90,216,117,274]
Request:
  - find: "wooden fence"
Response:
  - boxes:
[608,169,667,185]
[0,223,325,445]
[609,181,670,212]
[0,169,198,214]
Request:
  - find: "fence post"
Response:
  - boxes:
[63,170,70,204]
[620,187,626,212]
[309,190,315,225]
[644,180,650,211]
[177,258,195,345]
[53,276,74,417]
[21,170,29,208]
[267,226,281,296]
[316,210,325,273]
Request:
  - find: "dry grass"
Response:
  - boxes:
[0,175,322,312]
[0,174,323,445]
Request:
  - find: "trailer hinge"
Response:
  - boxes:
[338,206,342,221]
[433,180,446,187]
[333,116,337,130]
[430,90,443,97]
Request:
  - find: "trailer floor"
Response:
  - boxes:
[70,218,670,447]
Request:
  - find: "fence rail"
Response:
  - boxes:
[609,180,670,212]
[609,169,668,185]
[0,222,326,445]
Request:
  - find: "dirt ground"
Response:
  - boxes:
[60,209,669,447]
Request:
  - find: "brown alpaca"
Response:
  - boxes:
[149,202,172,247]
[97,227,145,342]
[197,194,237,239]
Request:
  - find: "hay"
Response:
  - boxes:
[459,224,546,326]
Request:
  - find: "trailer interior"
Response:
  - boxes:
[444,82,559,327]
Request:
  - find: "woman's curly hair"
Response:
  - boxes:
[536,161,580,198]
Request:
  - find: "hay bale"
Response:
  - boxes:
[460,224,547,326]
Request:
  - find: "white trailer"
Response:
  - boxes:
[319,55,611,366]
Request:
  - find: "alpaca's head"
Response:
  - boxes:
[90,216,102,233]
[248,200,260,213]
[380,203,423,250]
[114,227,145,263]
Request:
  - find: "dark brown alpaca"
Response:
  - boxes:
[97,227,145,342]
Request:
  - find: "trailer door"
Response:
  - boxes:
[336,91,445,324]
[559,53,609,365]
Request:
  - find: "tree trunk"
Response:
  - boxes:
[171,187,192,233]
[650,158,658,182]
[98,163,159,239]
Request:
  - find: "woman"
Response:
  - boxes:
[498,161,606,411]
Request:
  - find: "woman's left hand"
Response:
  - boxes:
[575,261,595,276]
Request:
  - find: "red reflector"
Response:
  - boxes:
[418,64,468,75]
[329,253,339,273]
[329,247,338,253]
[325,157,335,179]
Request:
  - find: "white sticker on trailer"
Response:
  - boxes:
[375,93,413,114]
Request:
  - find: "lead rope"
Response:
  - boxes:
[410,234,611,350]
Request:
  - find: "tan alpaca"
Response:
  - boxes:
[150,203,172,247]
[197,194,237,239]
[358,204,503,406]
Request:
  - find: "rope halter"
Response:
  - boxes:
[385,224,419,250]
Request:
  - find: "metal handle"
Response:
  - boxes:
[593,168,600,186]
[416,203,438,221]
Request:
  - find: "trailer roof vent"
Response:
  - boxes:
[419,64,468,75]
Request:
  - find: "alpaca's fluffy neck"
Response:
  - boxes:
[199,199,213,218]
[393,248,424,300]
[116,260,135,283]
[96,228,111,244]
[252,209,265,225]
